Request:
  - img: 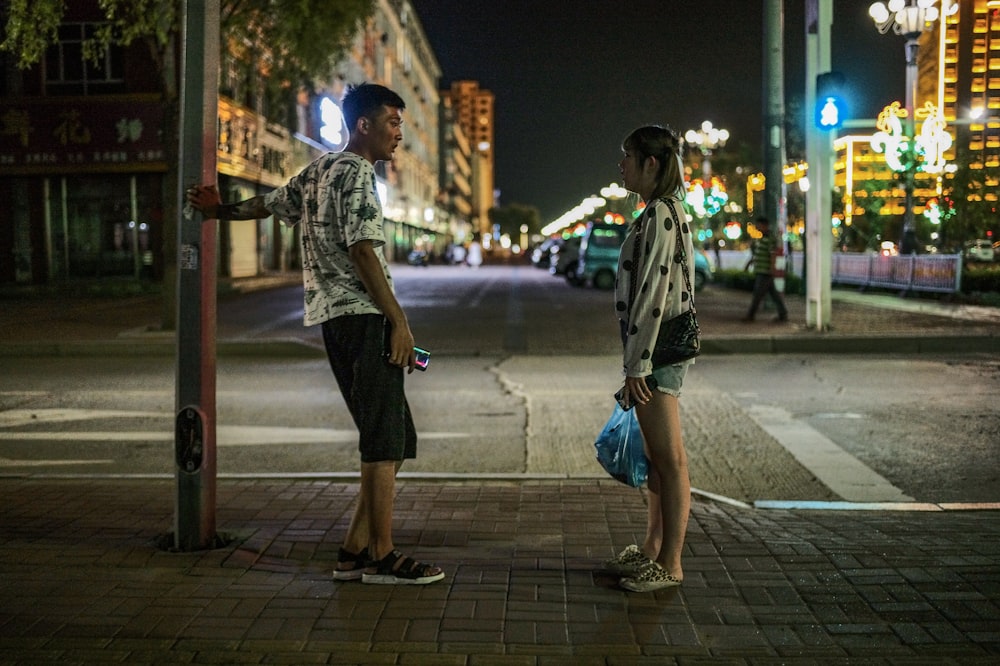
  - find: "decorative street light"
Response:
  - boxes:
[868,0,947,254]
[684,120,729,179]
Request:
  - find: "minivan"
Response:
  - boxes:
[571,222,713,290]
[574,223,627,289]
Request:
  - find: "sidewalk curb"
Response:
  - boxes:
[2,333,996,358]
[701,333,999,355]
[0,338,326,358]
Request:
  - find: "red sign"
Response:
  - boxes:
[0,95,167,174]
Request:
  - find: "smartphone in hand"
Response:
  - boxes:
[413,347,431,371]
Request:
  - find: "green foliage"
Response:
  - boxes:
[713,268,802,294]
[943,145,1000,243]
[962,263,1000,297]
[2,0,180,70]
[2,1,372,88]
[1,0,64,68]
[221,0,373,100]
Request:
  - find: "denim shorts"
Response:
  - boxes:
[321,314,417,463]
[645,359,694,398]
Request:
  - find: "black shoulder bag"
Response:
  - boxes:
[626,198,701,369]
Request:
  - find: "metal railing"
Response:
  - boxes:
[831,253,962,294]
[714,250,963,294]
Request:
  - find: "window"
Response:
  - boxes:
[45,23,124,95]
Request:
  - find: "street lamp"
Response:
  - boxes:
[868,0,943,254]
[684,120,729,179]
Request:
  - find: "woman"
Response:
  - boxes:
[605,125,694,592]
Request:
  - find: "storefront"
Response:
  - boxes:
[0,95,167,285]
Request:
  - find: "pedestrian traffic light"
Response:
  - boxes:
[815,71,846,131]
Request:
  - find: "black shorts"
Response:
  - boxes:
[321,314,417,463]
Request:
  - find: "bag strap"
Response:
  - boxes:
[626,198,696,320]
[663,199,697,314]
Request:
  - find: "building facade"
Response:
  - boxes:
[0,3,168,285]
[0,0,465,286]
[832,0,999,249]
[320,0,447,262]
[438,95,474,245]
[936,0,1000,170]
[444,80,496,242]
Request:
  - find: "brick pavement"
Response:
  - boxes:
[1,478,998,664]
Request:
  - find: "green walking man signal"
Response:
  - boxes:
[815,71,846,131]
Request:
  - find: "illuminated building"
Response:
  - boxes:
[327,0,445,260]
[834,130,941,225]
[439,96,474,241]
[443,80,496,240]
[933,0,1000,217]
[835,1,999,246]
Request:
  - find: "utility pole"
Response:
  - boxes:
[174,0,220,551]
[763,0,789,280]
[805,0,833,330]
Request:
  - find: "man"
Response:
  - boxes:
[742,216,788,322]
[186,83,444,585]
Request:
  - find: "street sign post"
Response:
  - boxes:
[175,0,220,551]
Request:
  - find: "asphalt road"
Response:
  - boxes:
[1,265,998,505]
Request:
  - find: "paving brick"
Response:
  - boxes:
[0,479,998,663]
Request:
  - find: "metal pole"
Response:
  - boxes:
[901,37,919,254]
[174,0,219,552]
[805,0,833,330]
[763,0,788,252]
[130,175,141,279]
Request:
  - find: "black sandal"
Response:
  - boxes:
[332,547,368,581]
[361,549,445,585]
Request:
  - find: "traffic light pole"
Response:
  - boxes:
[763,0,788,255]
[175,0,220,552]
[805,0,833,330]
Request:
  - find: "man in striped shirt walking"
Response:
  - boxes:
[742,217,788,322]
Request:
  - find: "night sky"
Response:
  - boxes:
[410,1,906,223]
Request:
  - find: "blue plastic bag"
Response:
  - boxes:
[594,404,648,487]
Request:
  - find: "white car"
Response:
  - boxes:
[965,240,994,262]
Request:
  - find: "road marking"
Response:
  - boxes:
[0,409,469,446]
[747,404,914,503]
[0,408,165,427]
[755,499,1000,511]
[0,457,114,467]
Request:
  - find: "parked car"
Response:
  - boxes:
[571,221,712,291]
[965,239,994,262]
[550,236,581,279]
[692,249,713,291]
[573,222,628,289]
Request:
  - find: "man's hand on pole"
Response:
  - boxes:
[186,184,221,219]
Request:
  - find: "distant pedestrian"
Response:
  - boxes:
[186,83,444,586]
[742,216,788,322]
[604,124,693,592]
[466,235,483,268]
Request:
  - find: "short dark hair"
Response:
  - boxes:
[343,83,406,131]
